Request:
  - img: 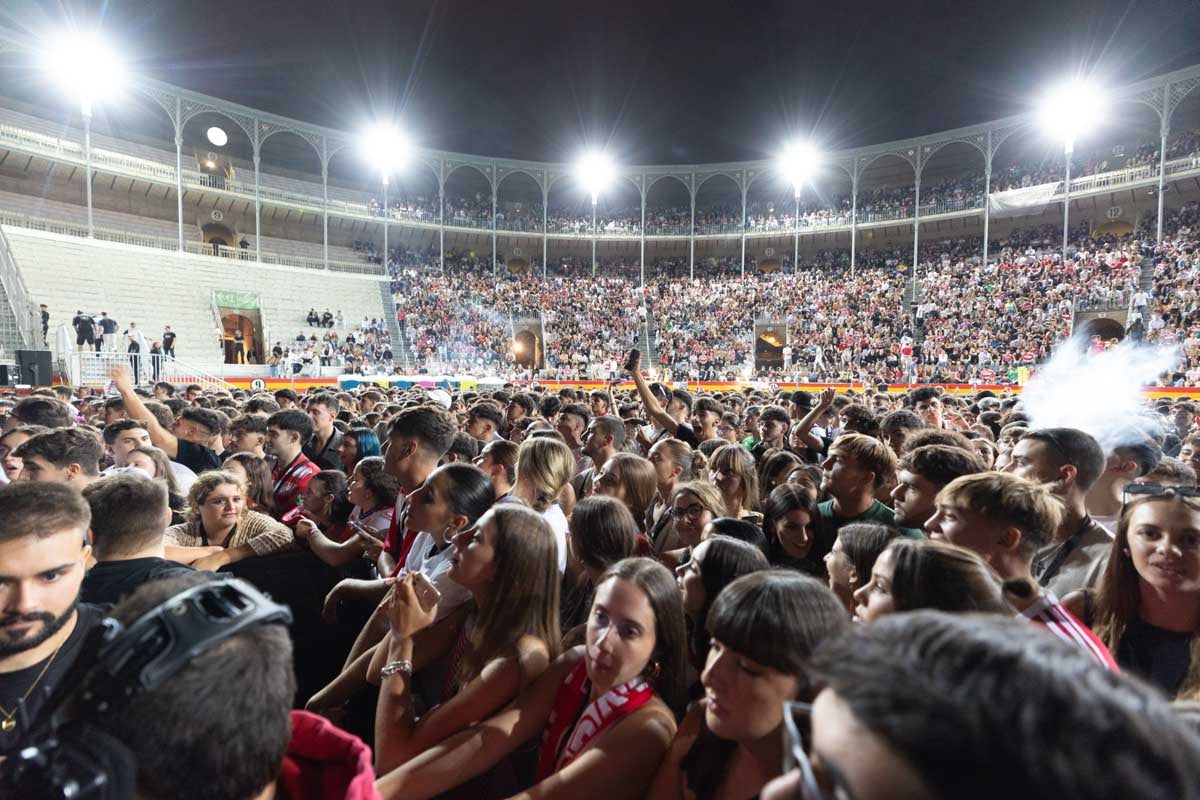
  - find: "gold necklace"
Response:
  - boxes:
[0,643,65,733]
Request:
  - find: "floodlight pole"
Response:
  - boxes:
[591,193,598,277]
[81,100,94,238]
[1062,140,1072,266]
[381,173,390,270]
[793,187,800,275]
[1156,88,1169,243]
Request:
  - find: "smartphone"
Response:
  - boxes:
[624,348,640,372]
[411,571,442,610]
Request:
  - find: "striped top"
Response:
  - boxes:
[1018,591,1119,671]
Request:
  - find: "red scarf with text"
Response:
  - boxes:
[535,660,656,780]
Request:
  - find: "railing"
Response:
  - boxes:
[4,113,1200,244]
[0,222,37,353]
[0,211,385,276]
[67,350,237,391]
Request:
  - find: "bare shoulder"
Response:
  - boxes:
[626,696,679,744]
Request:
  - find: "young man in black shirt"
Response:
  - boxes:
[161,325,176,358]
[624,350,700,449]
[70,310,94,351]
[81,474,195,606]
[0,482,103,751]
[109,364,222,475]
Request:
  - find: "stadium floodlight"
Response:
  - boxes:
[778,141,820,274]
[361,125,411,181]
[575,151,615,205]
[42,29,127,239]
[778,141,820,199]
[43,30,127,116]
[1037,80,1105,266]
[206,126,228,147]
[361,125,411,266]
[575,151,615,276]
[1038,80,1105,152]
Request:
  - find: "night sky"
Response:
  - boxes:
[4,0,1200,165]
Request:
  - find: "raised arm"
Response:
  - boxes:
[793,387,836,453]
[625,351,677,435]
[110,363,178,458]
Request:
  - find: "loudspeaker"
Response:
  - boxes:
[0,365,9,386]
[16,350,51,386]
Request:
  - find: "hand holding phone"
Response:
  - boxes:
[624,348,640,374]
[386,572,440,638]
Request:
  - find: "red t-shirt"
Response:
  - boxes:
[1019,592,1119,671]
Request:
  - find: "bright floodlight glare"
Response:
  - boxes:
[1038,80,1105,148]
[43,30,127,113]
[361,125,411,176]
[576,152,615,203]
[206,126,228,147]
[779,141,821,194]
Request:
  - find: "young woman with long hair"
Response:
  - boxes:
[562,496,639,638]
[661,480,727,570]
[646,438,694,555]
[649,570,849,800]
[221,451,276,517]
[594,452,658,534]
[375,557,688,800]
[294,457,399,568]
[510,436,576,573]
[762,484,834,576]
[853,538,1009,623]
[164,470,293,571]
[339,426,383,473]
[1070,491,1200,699]
[307,464,496,714]
[126,444,186,523]
[675,535,769,680]
[823,522,904,614]
[707,444,761,524]
[369,505,564,778]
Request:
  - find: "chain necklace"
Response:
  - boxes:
[0,643,65,733]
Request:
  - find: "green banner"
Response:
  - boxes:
[213,290,259,310]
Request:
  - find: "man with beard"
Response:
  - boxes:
[0,482,103,751]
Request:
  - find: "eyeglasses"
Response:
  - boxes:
[782,702,855,800]
[1122,482,1200,511]
[669,504,707,519]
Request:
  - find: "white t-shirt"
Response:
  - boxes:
[542,504,569,574]
[402,531,470,621]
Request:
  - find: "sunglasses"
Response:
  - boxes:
[1121,482,1200,511]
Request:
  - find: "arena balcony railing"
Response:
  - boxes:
[1,38,1199,282]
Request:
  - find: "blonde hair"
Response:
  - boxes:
[184,470,243,526]
[708,443,761,512]
[670,480,726,520]
[515,437,575,513]
[937,472,1063,558]
[829,432,898,490]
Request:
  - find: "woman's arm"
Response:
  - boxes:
[646,703,704,800]
[240,513,295,557]
[163,544,224,565]
[376,634,551,773]
[296,519,367,566]
[376,651,581,800]
[513,704,678,800]
[307,643,379,712]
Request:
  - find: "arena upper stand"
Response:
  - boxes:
[1,57,1200,385]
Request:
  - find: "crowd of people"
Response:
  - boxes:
[2,356,1200,799]
[368,208,1200,385]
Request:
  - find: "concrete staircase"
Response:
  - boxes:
[377,281,411,371]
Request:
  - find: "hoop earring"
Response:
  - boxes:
[643,660,661,680]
